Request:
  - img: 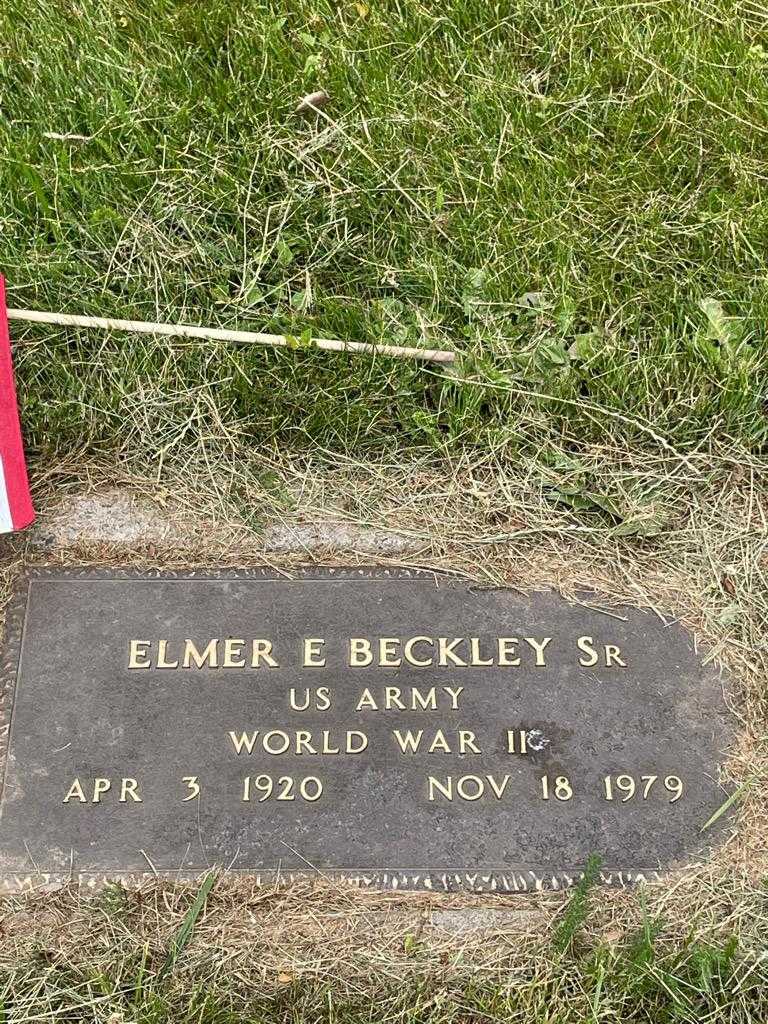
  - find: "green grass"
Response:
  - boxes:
[0,870,764,1023]
[1,0,767,468]
[3,953,765,1024]
[2,890,767,1024]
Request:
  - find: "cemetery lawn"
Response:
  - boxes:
[2,1,768,1022]
[2,875,767,1024]
[1,0,768,481]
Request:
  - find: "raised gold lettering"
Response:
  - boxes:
[524,637,552,666]
[320,730,340,754]
[507,728,528,754]
[438,638,467,667]
[263,730,290,754]
[229,730,259,754]
[251,639,278,668]
[456,775,484,800]
[412,687,437,711]
[119,778,142,802]
[92,778,111,803]
[379,638,402,667]
[469,638,493,666]
[243,774,324,802]
[428,729,451,753]
[384,686,405,710]
[223,638,246,668]
[355,687,378,710]
[393,729,423,753]
[428,776,453,801]
[303,638,326,667]
[403,636,433,666]
[577,635,599,667]
[428,774,509,801]
[392,727,478,753]
[157,639,179,669]
[63,778,86,803]
[349,638,373,667]
[290,686,332,711]
[458,730,480,754]
[486,774,510,799]
[290,688,312,711]
[183,639,219,668]
[295,730,317,754]
[346,730,368,754]
[605,644,626,667]
[182,776,200,800]
[128,640,151,669]
[497,638,520,666]
[444,685,463,709]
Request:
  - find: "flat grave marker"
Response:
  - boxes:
[0,568,734,891]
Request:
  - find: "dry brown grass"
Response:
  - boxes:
[0,444,765,1008]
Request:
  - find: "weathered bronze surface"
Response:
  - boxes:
[0,569,734,891]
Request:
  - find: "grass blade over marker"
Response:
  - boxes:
[159,870,216,978]
[700,780,755,833]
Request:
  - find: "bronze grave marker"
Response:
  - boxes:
[0,569,734,891]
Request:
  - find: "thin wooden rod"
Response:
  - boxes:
[6,308,456,364]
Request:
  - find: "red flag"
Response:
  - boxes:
[0,276,34,532]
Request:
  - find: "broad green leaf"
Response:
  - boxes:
[244,282,265,306]
[613,518,665,537]
[536,337,570,367]
[699,297,734,345]
[464,267,486,293]
[290,288,309,311]
[554,296,577,334]
[276,237,294,267]
[549,486,621,517]
[569,331,602,361]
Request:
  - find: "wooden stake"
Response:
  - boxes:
[6,308,456,364]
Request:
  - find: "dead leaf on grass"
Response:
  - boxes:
[295,90,330,115]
